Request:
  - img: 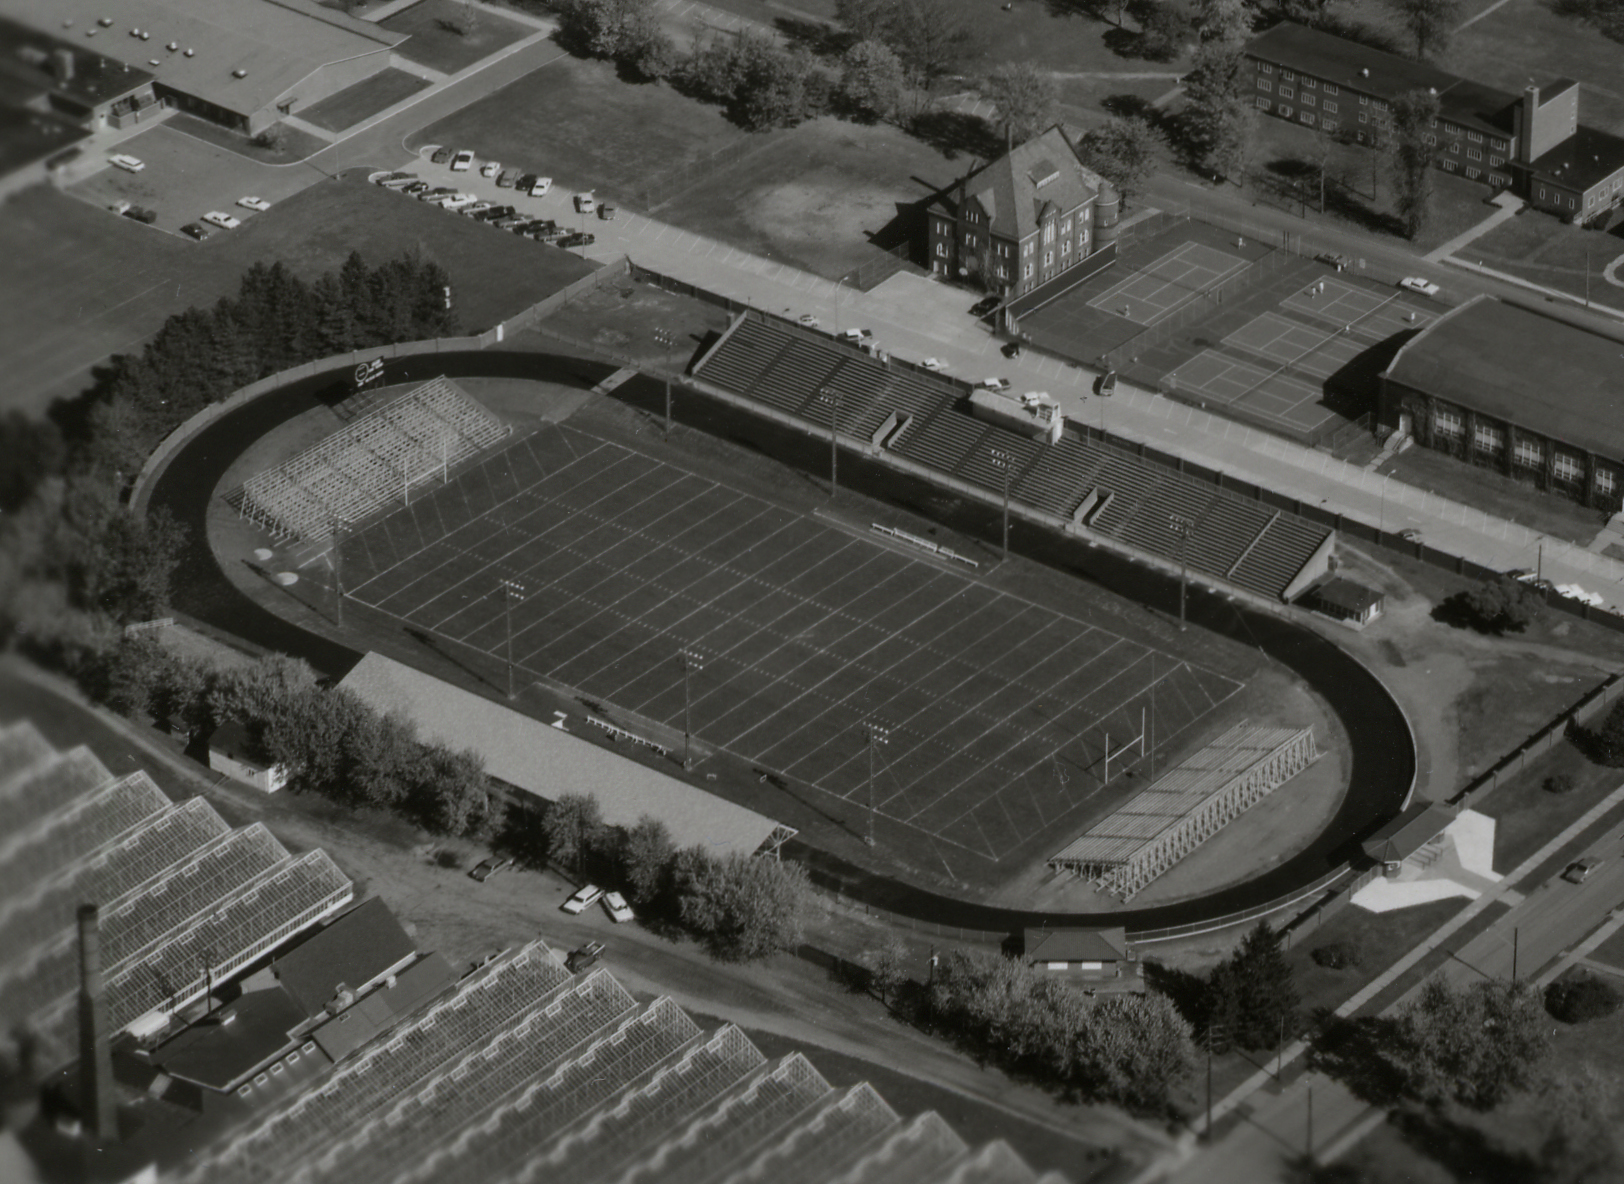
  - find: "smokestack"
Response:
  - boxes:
[77,905,117,1142]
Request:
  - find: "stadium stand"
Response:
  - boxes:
[691,312,1334,601]
[1048,724,1319,899]
[230,378,510,544]
[0,770,171,901]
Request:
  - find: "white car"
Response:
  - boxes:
[561,885,604,914]
[798,313,820,328]
[237,196,271,212]
[439,193,478,211]
[602,891,635,923]
[840,327,873,342]
[480,160,501,178]
[1399,276,1440,297]
[202,211,241,229]
[573,192,595,213]
[108,199,131,215]
[920,358,945,372]
[108,154,144,172]
[529,176,553,196]
[459,201,494,218]
[450,149,475,172]
[978,377,1011,391]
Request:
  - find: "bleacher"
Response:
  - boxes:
[0,798,229,985]
[0,770,170,898]
[195,942,580,1184]
[692,312,1334,601]
[231,377,509,544]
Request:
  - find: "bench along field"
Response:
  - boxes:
[336,422,1245,863]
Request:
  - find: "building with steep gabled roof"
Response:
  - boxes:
[926,125,1108,297]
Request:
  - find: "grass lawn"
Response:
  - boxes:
[1286,895,1471,1019]
[1470,211,1624,308]
[409,54,751,198]
[1590,924,1624,969]
[165,112,328,164]
[380,0,535,74]
[1449,0,1624,137]
[1470,742,1622,878]
[655,117,968,281]
[298,68,433,132]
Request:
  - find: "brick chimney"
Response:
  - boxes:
[77,905,117,1142]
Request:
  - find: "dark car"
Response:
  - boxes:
[1096,369,1118,396]
[492,215,530,230]
[1001,340,1022,359]
[507,219,545,235]
[970,295,1001,317]
[400,181,430,196]
[430,146,453,164]
[558,232,596,248]
[1315,251,1352,271]
[473,205,515,222]
[468,857,511,882]
[565,941,606,974]
[417,186,456,202]
[180,222,210,241]
[516,173,539,193]
[496,168,519,189]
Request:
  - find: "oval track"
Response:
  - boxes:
[146,349,1415,934]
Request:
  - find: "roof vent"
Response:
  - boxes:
[86,27,98,36]
[148,59,160,66]
[100,17,114,26]
[129,27,140,36]
[1360,67,1370,77]
[166,41,177,51]
[140,30,150,40]
[63,19,73,27]
[184,48,194,56]
[232,68,247,78]
[1428,86,1437,94]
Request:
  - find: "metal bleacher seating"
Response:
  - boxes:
[232,377,508,544]
[0,770,170,901]
[693,313,1335,602]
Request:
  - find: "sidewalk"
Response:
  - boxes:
[1422,190,1521,264]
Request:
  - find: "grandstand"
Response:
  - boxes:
[186,936,1065,1184]
[691,313,1333,602]
[1048,724,1319,899]
[229,377,510,544]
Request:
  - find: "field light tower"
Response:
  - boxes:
[1168,513,1195,631]
[653,327,677,433]
[330,518,345,627]
[499,577,525,699]
[682,649,704,769]
[823,387,842,499]
[864,719,889,847]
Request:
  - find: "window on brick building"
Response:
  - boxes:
[1598,469,1617,495]
[1257,97,1271,110]
[1434,408,1463,437]
[1474,422,1503,451]
[1302,92,1316,106]
[1324,101,1337,113]
[1554,453,1582,482]
[1325,83,1338,94]
[1514,438,1541,467]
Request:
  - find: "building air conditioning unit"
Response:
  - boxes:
[232,68,247,78]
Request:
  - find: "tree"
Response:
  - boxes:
[1138,1,1195,60]
[1076,115,1164,202]
[676,851,811,961]
[0,411,64,514]
[1545,973,1623,1024]
[554,0,663,62]
[619,814,677,905]
[1396,978,1550,1109]
[1071,992,1198,1113]
[1383,0,1462,59]
[835,0,969,82]
[542,791,605,876]
[841,40,909,123]
[980,63,1059,148]
[410,743,490,835]
[1180,45,1257,180]
[869,938,911,1005]
[1537,1067,1624,1184]
[1387,88,1439,239]
[1194,0,1250,44]
[1458,576,1544,634]
[1212,921,1299,1050]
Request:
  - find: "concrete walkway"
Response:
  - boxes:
[1423,190,1522,263]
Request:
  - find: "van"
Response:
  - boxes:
[573,192,595,214]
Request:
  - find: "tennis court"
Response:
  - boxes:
[1163,351,1336,434]
[1282,277,1436,340]
[1223,312,1366,379]
[339,422,1244,862]
[1086,242,1248,325]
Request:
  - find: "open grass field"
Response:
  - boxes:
[1471,210,1624,307]
[0,176,593,417]
[410,55,749,197]
[335,421,1244,863]
[380,0,537,74]
[299,68,434,132]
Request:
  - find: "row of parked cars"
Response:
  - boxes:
[371,154,597,248]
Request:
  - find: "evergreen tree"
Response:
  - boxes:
[1180,45,1258,181]
[1225,920,1299,1049]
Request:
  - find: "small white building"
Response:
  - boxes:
[207,720,288,793]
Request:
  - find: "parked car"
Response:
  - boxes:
[839,327,873,342]
[108,153,144,172]
[509,219,547,235]
[418,186,456,201]
[180,222,210,240]
[1563,857,1602,884]
[450,149,475,172]
[1508,569,1556,593]
[202,211,241,229]
[237,196,271,211]
[459,202,494,218]
[920,358,945,372]
[1096,369,1118,396]
[561,884,604,914]
[1399,276,1440,297]
[572,192,595,213]
[1398,528,1423,543]
[429,146,452,164]
[492,215,531,230]
[480,160,501,178]
[1315,251,1352,270]
[399,181,430,196]
[970,295,1001,317]
[473,204,515,221]
[108,199,131,215]
[1001,340,1022,358]
[598,203,617,220]
[516,172,539,193]
[440,194,479,211]
[978,377,1011,391]
[528,221,563,241]
[602,891,635,923]
[798,313,820,328]
[379,174,417,189]
[565,941,605,974]
[496,168,520,189]
[529,176,553,196]
[558,231,595,248]
[468,857,511,882]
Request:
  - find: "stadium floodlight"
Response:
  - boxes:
[499,577,526,699]
[822,387,842,499]
[682,649,704,769]
[864,719,889,847]
[991,448,1014,560]
[331,518,346,627]
[1168,513,1196,630]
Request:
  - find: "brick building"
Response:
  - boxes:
[1378,295,1624,510]
[1243,22,1624,224]
[925,125,1109,297]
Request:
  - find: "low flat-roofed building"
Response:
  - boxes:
[1379,295,1624,510]
[1361,801,1455,875]
[307,952,457,1063]
[1307,577,1384,626]
[271,897,417,1017]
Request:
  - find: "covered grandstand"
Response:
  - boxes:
[185,939,1066,1184]
[691,313,1333,602]
[0,722,354,1066]
[228,377,510,545]
[1049,724,1319,899]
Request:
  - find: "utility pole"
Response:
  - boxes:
[993,448,1014,560]
[1169,513,1195,630]
[331,519,344,627]
[1512,926,1519,984]
[499,577,525,699]
[865,719,889,847]
[682,649,703,769]
[653,327,676,434]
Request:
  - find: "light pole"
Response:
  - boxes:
[1169,513,1195,631]
[825,387,842,499]
[499,577,525,699]
[682,649,703,769]
[653,327,676,434]
[331,518,344,627]
[991,448,1013,560]
[1205,1022,1227,1143]
[864,719,889,847]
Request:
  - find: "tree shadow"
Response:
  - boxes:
[909,109,1000,161]
[1305,1010,1408,1106]
[1389,1108,1538,1183]
[1143,960,1209,1028]
[773,15,849,55]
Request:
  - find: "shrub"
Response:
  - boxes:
[1546,974,1623,1024]
[1544,772,1578,795]
[1311,940,1363,970]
